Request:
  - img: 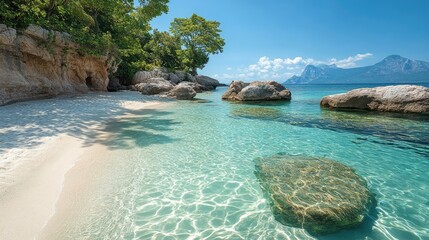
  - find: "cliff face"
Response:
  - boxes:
[0,24,114,105]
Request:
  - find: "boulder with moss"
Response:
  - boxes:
[254,154,374,234]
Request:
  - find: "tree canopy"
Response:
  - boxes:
[170,14,225,75]
[0,1,224,81]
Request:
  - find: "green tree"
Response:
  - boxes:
[170,14,225,75]
[143,29,181,70]
[0,1,226,82]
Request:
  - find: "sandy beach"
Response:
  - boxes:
[0,92,168,240]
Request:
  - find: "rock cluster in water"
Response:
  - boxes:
[254,154,373,234]
[0,24,117,105]
[321,85,429,113]
[132,68,222,100]
[222,81,291,101]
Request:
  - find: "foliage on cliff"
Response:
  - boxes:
[0,1,225,81]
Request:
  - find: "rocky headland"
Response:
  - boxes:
[0,24,224,104]
[222,80,292,101]
[321,85,429,113]
[0,24,117,105]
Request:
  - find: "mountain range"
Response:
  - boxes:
[284,55,429,84]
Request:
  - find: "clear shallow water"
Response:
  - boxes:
[48,84,429,240]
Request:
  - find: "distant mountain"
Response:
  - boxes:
[284,55,429,84]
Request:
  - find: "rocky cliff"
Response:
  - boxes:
[0,24,115,105]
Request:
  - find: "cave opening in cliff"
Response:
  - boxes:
[86,76,94,90]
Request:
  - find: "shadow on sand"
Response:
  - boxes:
[0,93,179,153]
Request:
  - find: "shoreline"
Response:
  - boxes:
[0,93,168,240]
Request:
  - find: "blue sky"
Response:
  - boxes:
[149,0,429,82]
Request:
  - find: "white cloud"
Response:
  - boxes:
[215,53,373,82]
[329,53,372,68]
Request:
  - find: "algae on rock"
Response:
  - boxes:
[254,154,374,234]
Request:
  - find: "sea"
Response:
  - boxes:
[14,83,429,239]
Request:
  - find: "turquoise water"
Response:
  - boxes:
[52,84,429,239]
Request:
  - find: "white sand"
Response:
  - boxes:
[0,92,168,240]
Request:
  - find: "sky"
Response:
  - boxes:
[149,0,429,83]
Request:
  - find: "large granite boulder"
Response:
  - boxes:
[321,85,429,113]
[135,78,174,95]
[195,75,220,90]
[132,70,221,91]
[255,155,373,234]
[132,68,170,85]
[176,81,206,93]
[164,82,197,100]
[222,81,249,99]
[222,81,292,101]
[168,71,185,84]
[107,77,123,92]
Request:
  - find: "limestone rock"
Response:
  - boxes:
[255,155,374,234]
[24,24,50,41]
[0,25,114,105]
[222,81,292,101]
[17,35,53,61]
[320,85,429,113]
[53,31,76,48]
[0,24,17,46]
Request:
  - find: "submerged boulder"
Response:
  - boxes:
[222,81,292,101]
[231,107,282,119]
[255,155,373,234]
[320,85,429,113]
